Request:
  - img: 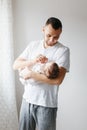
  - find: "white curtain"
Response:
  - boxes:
[0,0,18,130]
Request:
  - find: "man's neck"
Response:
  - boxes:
[43,41,58,49]
[43,41,50,49]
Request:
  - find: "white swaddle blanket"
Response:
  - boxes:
[19,63,44,86]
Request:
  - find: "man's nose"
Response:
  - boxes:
[49,37,54,42]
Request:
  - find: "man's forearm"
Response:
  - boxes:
[22,67,66,86]
[13,54,48,71]
[13,58,36,70]
[31,67,66,85]
[30,71,61,85]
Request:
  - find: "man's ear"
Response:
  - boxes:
[42,26,45,32]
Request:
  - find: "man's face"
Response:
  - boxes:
[43,24,62,47]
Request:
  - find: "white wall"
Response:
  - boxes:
[13,0,87,130]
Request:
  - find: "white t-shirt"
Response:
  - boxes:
[19,40,70,108]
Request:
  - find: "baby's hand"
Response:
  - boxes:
[36,54,48,63]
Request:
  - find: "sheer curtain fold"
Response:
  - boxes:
[0,0,18,130]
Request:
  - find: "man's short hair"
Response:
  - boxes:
[45,17,62,30]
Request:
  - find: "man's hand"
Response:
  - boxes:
[35,54,48,63]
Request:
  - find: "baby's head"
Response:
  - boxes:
[44,62,59,79]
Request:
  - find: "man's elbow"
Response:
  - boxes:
[13,61,18,70]
[13,63,16,70]
[56,81,62,86]
[55,78,64,86]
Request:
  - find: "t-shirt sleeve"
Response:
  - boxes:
[56,47,70,72]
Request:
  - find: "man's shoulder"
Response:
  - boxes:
[57,42,70,52]
[54,42,70,57]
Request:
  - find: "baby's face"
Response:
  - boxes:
[43,61,54,77]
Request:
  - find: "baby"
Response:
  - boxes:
[19,55,59,85]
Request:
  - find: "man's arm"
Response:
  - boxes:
[13,54,48,70]
[13,57,37,70]
[23,67,66,86]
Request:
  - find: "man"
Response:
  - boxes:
[13,17,70,130]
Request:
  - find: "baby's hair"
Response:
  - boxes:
[47,63,59,79]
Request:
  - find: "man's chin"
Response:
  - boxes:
[47,43,56,46]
